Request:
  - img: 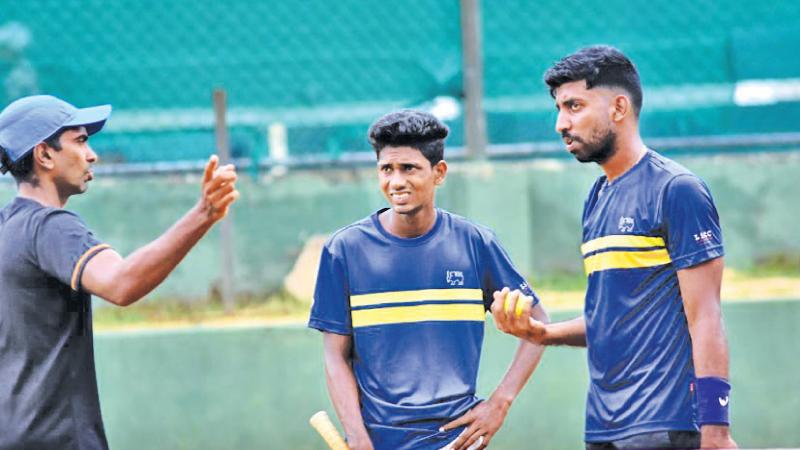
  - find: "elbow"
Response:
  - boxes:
[105,284,142,307]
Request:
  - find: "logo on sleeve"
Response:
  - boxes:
[618,216,635,233]
[718,396,729,407]
[446,270,464,286]
[694,230,715,244]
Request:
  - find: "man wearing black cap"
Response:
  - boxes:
[0,95,240,450]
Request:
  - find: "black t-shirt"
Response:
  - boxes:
[0,197,111,450]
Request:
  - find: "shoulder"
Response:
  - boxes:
[439,209,498,244]
[645,150,699,185]
[323,214,376,255]
[38,208,89,232]
[645,152,711,195]
[8,200,86,236]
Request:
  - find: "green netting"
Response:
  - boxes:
[3,1,800,162]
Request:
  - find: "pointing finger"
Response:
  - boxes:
[203,155,219,185]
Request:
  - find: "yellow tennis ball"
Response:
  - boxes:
[503,292,512,314]
[515,295,530,318]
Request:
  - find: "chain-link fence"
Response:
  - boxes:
[3,0,800,168]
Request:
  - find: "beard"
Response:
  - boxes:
[564,128,617,164]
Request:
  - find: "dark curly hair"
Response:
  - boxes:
[544,45,643,116]
[368,110,449,166]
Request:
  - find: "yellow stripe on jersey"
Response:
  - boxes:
[70,244,112,291]
[583,248,672,275]
[352,303,486,328]
[580,235,666,256]
[350,288,483,308]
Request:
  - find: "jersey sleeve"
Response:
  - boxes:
[662,174,724,270]
[34,210,111,293]
[479,230,539,311]
[308,240,352,335]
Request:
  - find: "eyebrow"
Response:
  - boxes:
[378,162,422,169]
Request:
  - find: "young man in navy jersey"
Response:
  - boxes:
[308,110,549,450]
[494,46,737,449]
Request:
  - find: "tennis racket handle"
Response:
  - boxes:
[309,411,351,450]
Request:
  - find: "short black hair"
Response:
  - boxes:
[368,110,448,166]
[0,126,72,183]
[544,45,643,116]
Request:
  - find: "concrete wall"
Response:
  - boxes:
[94,301,800,449]
[2,151,798,300]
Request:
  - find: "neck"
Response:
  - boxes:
[17,180,68,208]
[600,132,646,183]
[380,206,437,238]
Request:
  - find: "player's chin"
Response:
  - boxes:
[391,203,417,215]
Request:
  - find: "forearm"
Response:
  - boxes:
[688,308,730,378]
[491,340,545,407]
[491,305,549,405]
[324,353,371,443]
[541,316,587,347]
[110,203,214,304]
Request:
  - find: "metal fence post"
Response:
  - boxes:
[213,88,236,312]
[460,0,487,159]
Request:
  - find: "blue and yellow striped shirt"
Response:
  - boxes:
[309,209,537,450]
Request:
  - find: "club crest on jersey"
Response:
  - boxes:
[446,270,465,286]
[618,216,635,233]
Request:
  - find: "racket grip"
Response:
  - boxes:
[309,411,351,450]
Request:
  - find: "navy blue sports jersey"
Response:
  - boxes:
[581,150,724,442]
[308,208,537,450]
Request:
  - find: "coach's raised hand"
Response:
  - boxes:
[79,154,241,307]
[198,154,239,223]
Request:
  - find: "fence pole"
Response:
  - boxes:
[460,0,487,159]
[213,88,236,312]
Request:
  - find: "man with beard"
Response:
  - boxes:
[491,46,737,449]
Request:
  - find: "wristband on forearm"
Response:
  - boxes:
[695,376,731,426]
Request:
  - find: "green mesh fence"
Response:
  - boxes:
[3,1,800,163]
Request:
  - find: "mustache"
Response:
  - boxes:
[561,131,583,143]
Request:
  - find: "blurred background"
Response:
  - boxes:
[2,0,799,448]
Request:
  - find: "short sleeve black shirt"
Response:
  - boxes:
[0,197,111,450]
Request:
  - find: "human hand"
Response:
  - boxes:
[197,154,239,224]
[490,287,547,344]
[440,396,511,449]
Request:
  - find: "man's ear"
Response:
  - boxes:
[433,160,448,185]
[33,142,56,171]
[611,94,631,123]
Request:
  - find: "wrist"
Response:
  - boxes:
[345,430,371,445]
[695,376,731,426]
[701,424,731,435]
[537,323,552,345]
[488,391,514,411]
[190,201,216,227]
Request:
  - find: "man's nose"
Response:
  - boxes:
[555,111,571,135]
[86,146,98,163]
[389,171,407,189]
